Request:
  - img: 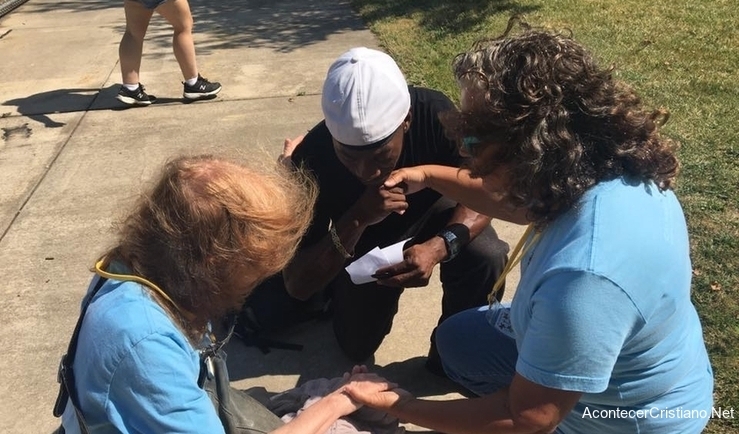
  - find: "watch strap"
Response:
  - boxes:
[438,223,470,262]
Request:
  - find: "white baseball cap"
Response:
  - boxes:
[321,47,411,148]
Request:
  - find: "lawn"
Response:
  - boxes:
[349,0,739,432]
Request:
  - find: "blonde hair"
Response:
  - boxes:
[103,155,317,336]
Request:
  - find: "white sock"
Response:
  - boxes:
[123,83,140,91]
[185,76,199,86]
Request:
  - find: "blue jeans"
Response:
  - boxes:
[437,304,568,434]
[436,303,518,396]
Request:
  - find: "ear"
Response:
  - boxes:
[402,110,412,132]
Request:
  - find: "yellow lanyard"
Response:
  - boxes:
[94,258,189,317]
[487,224,541,306]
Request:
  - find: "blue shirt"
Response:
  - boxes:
[61,277,224,434]
[511,178,713,433]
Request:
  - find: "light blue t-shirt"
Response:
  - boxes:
[61,277,225,434]
[511,178,713,434]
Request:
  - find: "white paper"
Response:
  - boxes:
[345,238,411,285]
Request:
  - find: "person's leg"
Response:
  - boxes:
[156,0,221,99]
[155,0,198,80]
[438,224,508,322]
[239,273,327,333]
[436,305,518,396]
[403,197,509,373]
[329,273,404,362]
[239,271,401,360]
[119,0,155,85]
[424,224,508,373]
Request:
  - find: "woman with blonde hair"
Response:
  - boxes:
[344,23,713,434]
[56,155,384,433]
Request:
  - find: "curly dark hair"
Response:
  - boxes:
[101,155,317,339]
[440,20,679,225]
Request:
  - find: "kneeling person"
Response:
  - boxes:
[242,48,509,371]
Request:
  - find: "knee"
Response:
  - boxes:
[172,17,194,35]
[333,313,388,362]
[335,333,377,363]
[122,27,146,43]
[445,228,508,278]
[434,312,475,381]
[467,228,509,263]
[435,312,465,361]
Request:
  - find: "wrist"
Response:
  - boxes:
[425,236,449,264]
[345,207,371,229]
[329,219,354,259]
[325,389,357,416]
[437,224,470,263]
[388,394,415,418]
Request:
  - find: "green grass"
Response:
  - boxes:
[350,1,739,432]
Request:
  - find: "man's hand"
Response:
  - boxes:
[351,185,409,226]
[384,167,429,195]
[278,135,304,167]
[372,237,447,288]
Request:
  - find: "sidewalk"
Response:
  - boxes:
[0,1,524,432]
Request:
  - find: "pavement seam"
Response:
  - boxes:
[0,61,118,244]
[0,113,85,243]
[0,54,120,243]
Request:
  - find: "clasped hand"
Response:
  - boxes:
[340,365,412,413]
[351,165,430,227]
[351,168,443,288]
[352,185,409,227]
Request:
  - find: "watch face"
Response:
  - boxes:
[441,230,461,260]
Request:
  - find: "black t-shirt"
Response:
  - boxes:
[292,86,461,257]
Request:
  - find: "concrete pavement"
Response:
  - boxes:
[0,1,525,432]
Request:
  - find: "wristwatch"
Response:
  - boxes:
[437,224,470,263]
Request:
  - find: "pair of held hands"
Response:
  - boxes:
[282,137,441,288]
[332,365,412,416]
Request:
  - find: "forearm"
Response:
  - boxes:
[271,393,352,434]
[446,205,492,240]
[422,165,528,224]
[388,392,544,434]
[419,205,490,263]
[284,211,368,300]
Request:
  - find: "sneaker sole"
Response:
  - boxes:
[183,86,222,100]
[116,94,152,106]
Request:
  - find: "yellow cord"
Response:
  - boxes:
[94,258,186,316]
[487,224,541,305]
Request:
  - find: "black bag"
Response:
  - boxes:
[53,276,284,434]
[199,321,284,434]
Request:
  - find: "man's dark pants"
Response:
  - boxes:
[240,198,509,362]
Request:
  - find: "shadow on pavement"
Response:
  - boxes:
[225,319,464,399]
[22,0,366,54]
[23,0,119,13]
[2,85,211,126]
[189,0,367,54]
[2,88,104,128]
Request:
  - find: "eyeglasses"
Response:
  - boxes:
[461,136,482,153]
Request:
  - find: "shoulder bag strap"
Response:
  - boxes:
[52,275,108,433]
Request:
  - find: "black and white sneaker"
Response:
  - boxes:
[183,74,222,100]
[116,84,156,106]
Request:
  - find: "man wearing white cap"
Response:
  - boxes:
[240,47,509,372]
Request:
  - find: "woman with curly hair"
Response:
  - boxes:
[343,23,713,434]
[57,156,387,433]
